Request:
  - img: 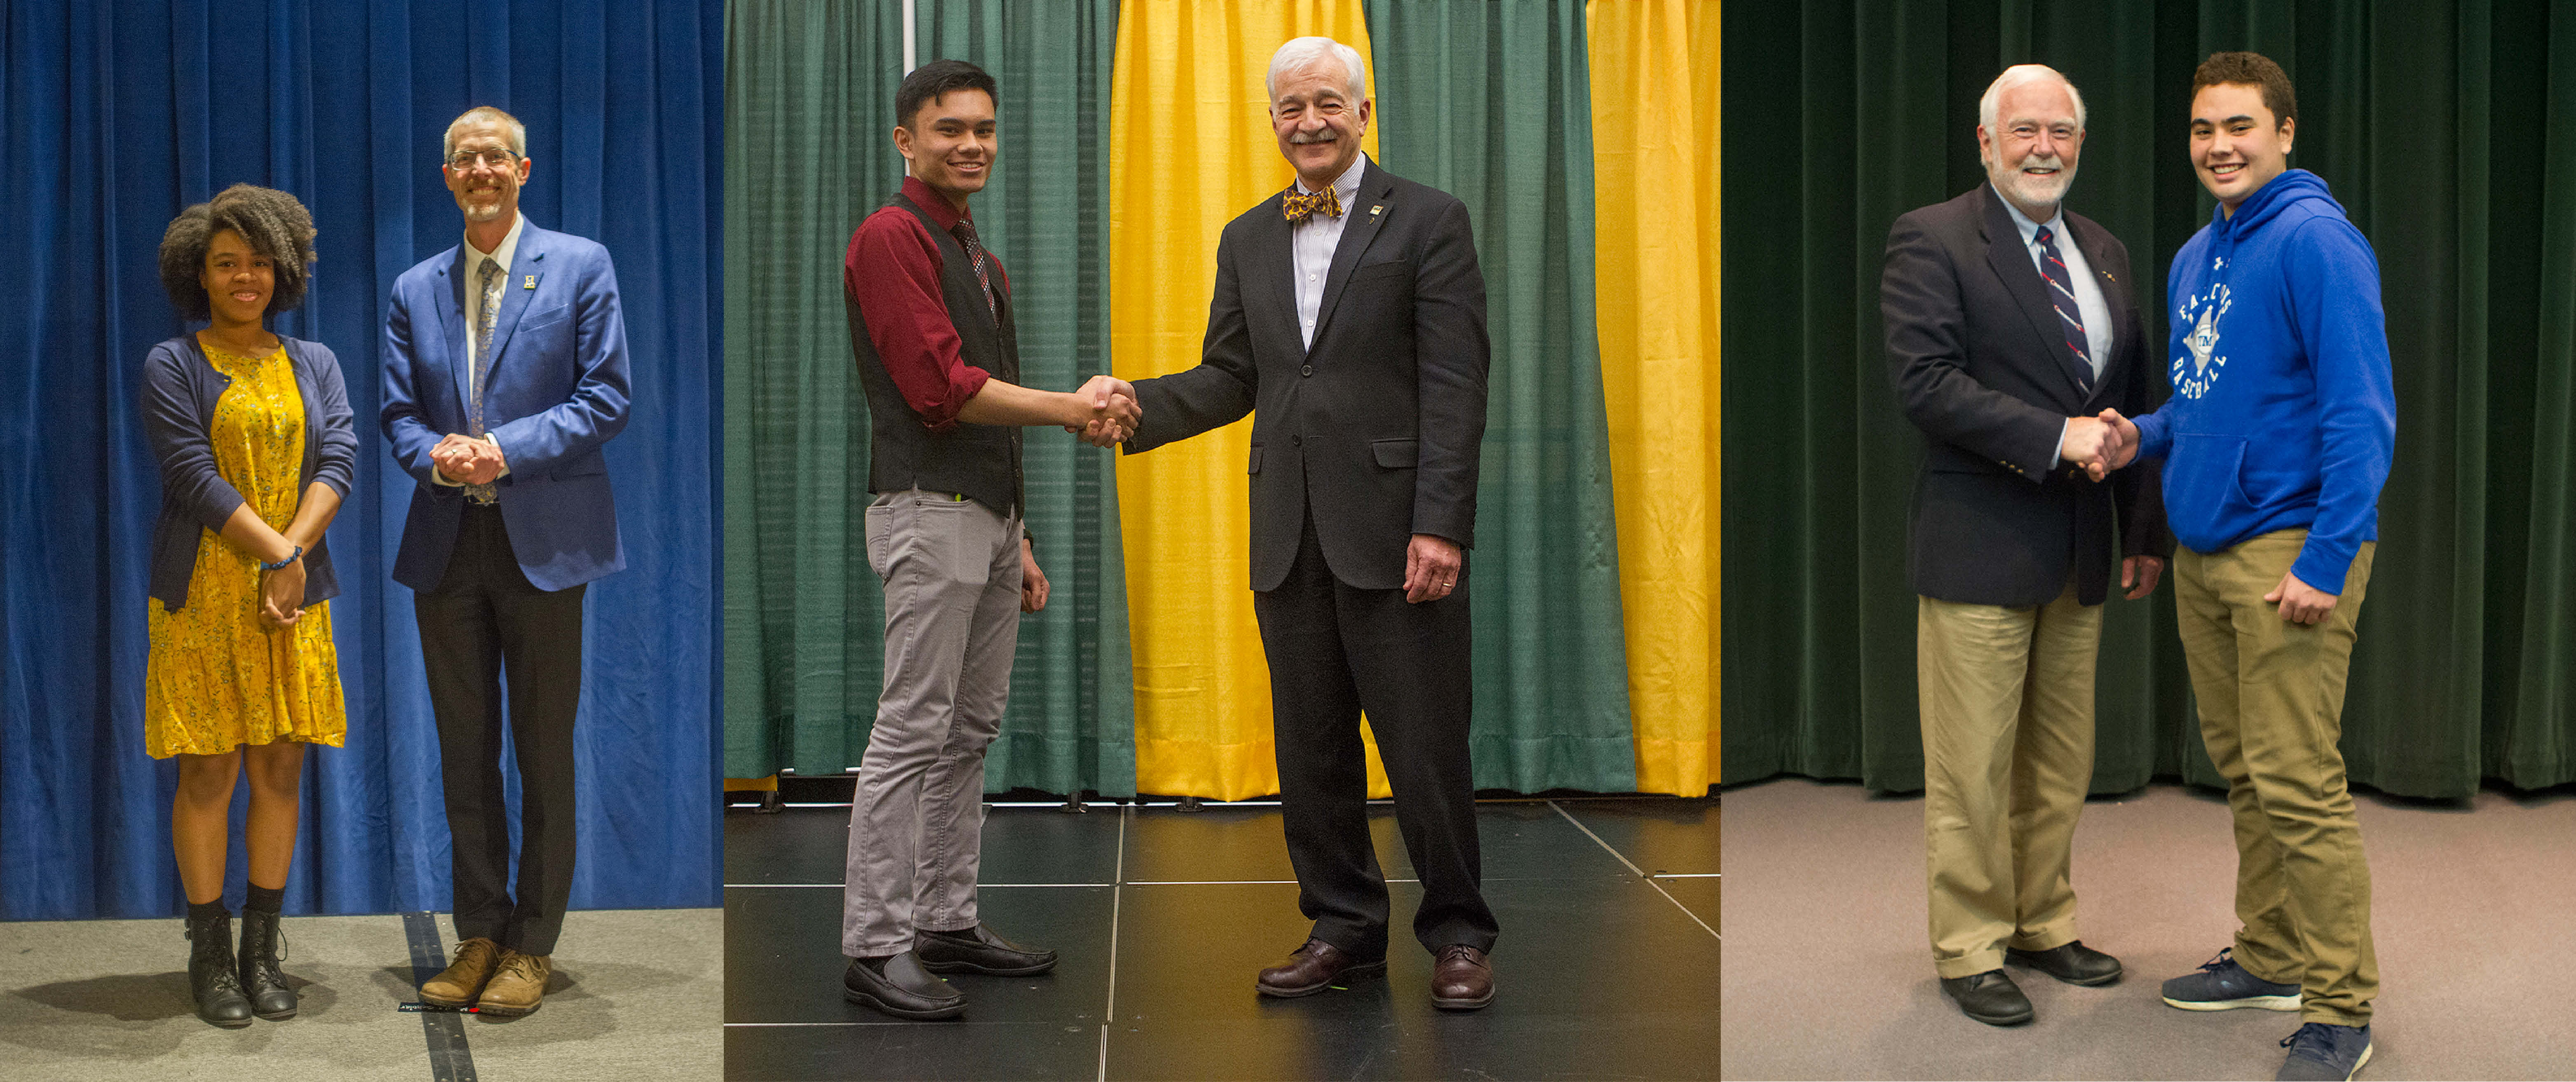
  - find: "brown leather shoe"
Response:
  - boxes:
[474,950,552,1017]
[420,937,503,1008]
[1431,944,1494,1010]
[1255,938,1385,998]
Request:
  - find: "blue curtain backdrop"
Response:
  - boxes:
[0,0,722,920]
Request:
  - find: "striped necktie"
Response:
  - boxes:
[952,219,997,324]
[2035,226,2094,391]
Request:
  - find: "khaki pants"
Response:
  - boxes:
[2174,529,2377,1025]
[1919,580,2101,978]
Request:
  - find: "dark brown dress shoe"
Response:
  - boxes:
[1430,944,1494,1010]
[2006,940,2123,986]
[1255,939,1385,998]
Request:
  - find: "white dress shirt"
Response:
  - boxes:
[1291,157,1366,350]
[435,212,525,486]
[1997,191,2115,467]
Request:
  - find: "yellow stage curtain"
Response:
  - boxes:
[1107,0,1393,799]
[1588,0,1719,795]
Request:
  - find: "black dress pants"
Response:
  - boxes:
[1252,513,1498,958]
[415,503,585,955]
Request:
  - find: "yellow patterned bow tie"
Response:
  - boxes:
[1281,185,1343,222]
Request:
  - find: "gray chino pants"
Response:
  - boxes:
[841,489,1023,958]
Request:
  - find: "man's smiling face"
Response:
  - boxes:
[1978,79,2084,217]
[2190,82,2293,214]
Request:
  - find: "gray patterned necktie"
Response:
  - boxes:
[466,256,504,501]
[473,256,503,435]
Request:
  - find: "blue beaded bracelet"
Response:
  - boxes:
[260,545,303,572]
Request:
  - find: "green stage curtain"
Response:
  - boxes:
[1721,0,2576,798]
[1365,0,1642,793]
[722,0,1138,795]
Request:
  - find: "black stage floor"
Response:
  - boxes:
[723,796,1718,1081]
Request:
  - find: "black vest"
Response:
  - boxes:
[846,194,1025,516]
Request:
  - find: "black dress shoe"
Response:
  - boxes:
[184,912,253,1028]
[236,908,297,1020]
[916,923,1058,976]
[2006,940,2123,986]
[842,951,966,1020]
[1940,969,2034,1026]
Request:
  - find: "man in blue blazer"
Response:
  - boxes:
[380,106,631,1018]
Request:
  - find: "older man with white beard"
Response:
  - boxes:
[1879,64,2171,1026]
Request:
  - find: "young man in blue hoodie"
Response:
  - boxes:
[2099,52,2395,1082]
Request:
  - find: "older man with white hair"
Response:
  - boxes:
[1114,35,1498,1009]
[1879,63,2171,1025]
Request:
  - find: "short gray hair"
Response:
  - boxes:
[1978,64,2086,133]
[443,106,529,161]
[1266,36,1366,103]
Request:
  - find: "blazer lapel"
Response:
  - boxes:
[440,246,474,422]
[481,225,545,384]
[1254,192,1298,345]
[1307,164,1394,356]
[1981,188,2094,406]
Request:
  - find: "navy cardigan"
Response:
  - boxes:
[143,335,358,612]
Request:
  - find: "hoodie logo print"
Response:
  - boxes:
[2172,284,2233,399]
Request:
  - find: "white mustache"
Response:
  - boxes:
[2015,155,2066,171]
[1289,129,1340,146]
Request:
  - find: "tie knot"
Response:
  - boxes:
[2036,225,2055,246]
[951,219,980,246]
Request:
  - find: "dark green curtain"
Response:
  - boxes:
[1721,0,2576,798]
[722,0,1137,795]
[1364,0,1641,792]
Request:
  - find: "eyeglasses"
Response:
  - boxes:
[446,148,520,171]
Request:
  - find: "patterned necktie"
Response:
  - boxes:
[1281,185,1342,223]
[473,256,504,435]
[951,219,997,323]
[466,257,504,501]
[2035,226,2094,390]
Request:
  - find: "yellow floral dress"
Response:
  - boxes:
[144,338,347,758]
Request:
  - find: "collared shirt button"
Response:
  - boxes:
[1301,364,1314,376]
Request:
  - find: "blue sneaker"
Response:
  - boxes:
[2161,947,2302,1011]
[2276,1021,2373,1080]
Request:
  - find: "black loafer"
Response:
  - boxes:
[915,924,1058,976]
[1940,969,2034,1026]
[2006,940,2123,986]
[842,951,966,1020]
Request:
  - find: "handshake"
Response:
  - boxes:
[2063,408,2141,481]
[1064,374,1141,448]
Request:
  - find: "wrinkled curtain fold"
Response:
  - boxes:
[0,0,722,920]
[720,0,1138,796]
[1721,0,2576,799]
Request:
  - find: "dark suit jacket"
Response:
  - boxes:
[1124,157,1490,591]
[1882,184,2170,607]
[381,219,631,593]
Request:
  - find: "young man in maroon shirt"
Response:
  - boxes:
[835,58,1136,1020]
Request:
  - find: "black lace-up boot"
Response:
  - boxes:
[236,907,297,1020]
[185,908,254,1028]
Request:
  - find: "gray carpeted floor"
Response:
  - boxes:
[0,907,719,1082]
[1720,778,2576,1080]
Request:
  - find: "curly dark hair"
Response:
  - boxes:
[157,183,319,322]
